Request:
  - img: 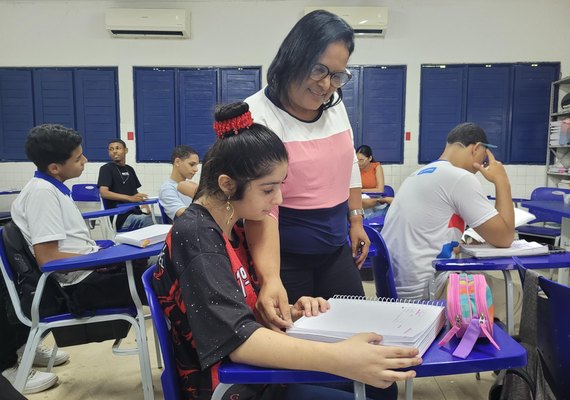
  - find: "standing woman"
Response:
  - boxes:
[245,10,369,330]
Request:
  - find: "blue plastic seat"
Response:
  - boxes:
[363,225,397,298]
[0,223,153,398]
[536,275,570,399]
[517,187,570,244]
[158,202,173,224]
[141,266,180,400]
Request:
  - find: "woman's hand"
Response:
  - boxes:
[255,278,292,332]
[330,333,421,388]
[349,223,369,269]
[290,296,330,321]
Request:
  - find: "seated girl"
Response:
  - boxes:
[153,102,420,400]
[356,145,392,219]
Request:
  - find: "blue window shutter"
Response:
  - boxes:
[466,65,512,162]
[220,68,260,103]
[74,68,119,161]
[361,66,406,164]
[134,68,176,162]
[179,69,217,158]
[419,65,467,163]
[343,67,361,146]
[510,63,560,164]
[0,69,34,161]
[33,69,75,129]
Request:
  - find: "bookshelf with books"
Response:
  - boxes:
[546,76,570,189]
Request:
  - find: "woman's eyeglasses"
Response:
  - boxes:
[309,63,352,88]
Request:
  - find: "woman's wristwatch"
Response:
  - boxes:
[348,208,365,218]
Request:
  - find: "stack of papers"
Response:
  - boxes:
[460,239,549,258]
[114,224,171,248]
[462,207,536,244]
[286,296,445,356]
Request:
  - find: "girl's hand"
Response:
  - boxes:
[290,296,330,321]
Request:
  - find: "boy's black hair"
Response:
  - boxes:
[171,145,198,164]
[25,124,83,172]
[446,122,491,147]
[267,9,354,111]
[195,102,288,202]
[107,138,127,148]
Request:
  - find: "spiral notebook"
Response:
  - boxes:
[286,296,445,356]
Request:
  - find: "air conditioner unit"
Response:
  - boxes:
[304,6,388,37]
[105,8,190,39]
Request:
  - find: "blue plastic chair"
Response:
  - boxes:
[141,266,180,400]
[517,187,570,244]
[362,225,397,298]
[536,275,570,399]
[0,224,153,398]
[158,202,173,224]
[382,184,395,197]
[143,265,367,400]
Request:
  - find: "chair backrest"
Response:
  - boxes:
[363,225,397,298]
[71,184,101,202]
[142,266,181,400]
[528,187,570,224]
[0,223,70,320]
[158,202,173,224]
[536,275,570,399]
[383,185,395,198]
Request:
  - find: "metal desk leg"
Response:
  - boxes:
[502,270,514,335]
[126,260,154,400]
[353,381,367,400]
[405,378,413,400]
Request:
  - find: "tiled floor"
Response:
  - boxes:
[24,295,499,400]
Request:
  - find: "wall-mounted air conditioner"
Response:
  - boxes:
[304,6,389,37]
[105,8,190,39]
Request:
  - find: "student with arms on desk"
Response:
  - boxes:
[5,124,148,393]
[158,145,199,222]
[97,139,154,231]
[153,102,420,400]
[382,123,515,300]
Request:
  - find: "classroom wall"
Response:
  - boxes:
[1,0,569,202]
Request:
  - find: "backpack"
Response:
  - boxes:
[2,221,75,319]
[438,273,500,358]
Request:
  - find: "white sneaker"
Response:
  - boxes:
[17,343,70,367]
[2,364,58,394]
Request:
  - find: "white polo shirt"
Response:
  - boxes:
[11,172,98,285]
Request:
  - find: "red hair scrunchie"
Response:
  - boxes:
[213,111,254,139]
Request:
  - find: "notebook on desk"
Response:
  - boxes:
[286,296,445,356]
[114,224,171,248]
[460,239,549,258]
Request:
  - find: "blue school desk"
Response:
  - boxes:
[42,242,163,400]
[521,199,570,285]
[215,323,526,400]
[434,251,570,335]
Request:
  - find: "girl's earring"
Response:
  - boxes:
[225,195,234,225]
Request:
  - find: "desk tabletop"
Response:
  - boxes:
[82,205,137,219]
[41,243,163,272]
[434,252,570,271]
[218,324,526,383]
[521,200,570,217]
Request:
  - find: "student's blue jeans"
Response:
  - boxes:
[122,213,154,230]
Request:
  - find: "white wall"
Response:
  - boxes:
[1,0,569,202]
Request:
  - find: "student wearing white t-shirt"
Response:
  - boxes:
[382,123,515,300]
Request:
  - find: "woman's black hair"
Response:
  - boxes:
[195,102,288,202]
[25,124,83,172]
[356,145,374,162]
[267,10,354,112]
